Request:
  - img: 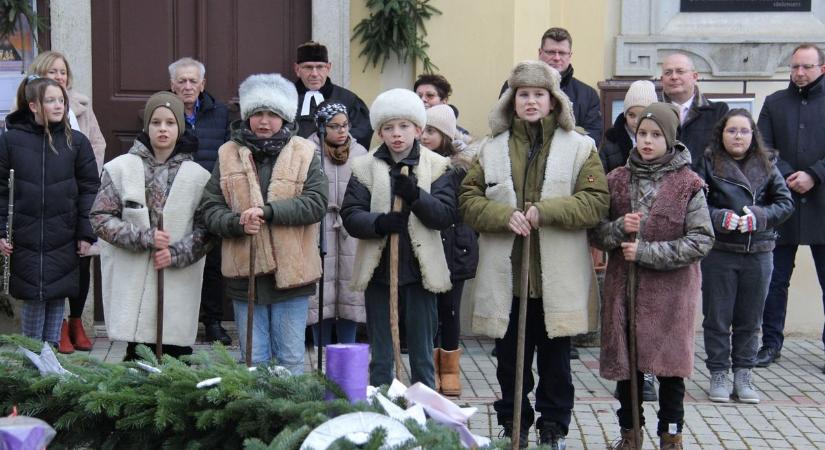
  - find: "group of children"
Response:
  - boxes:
[0,54,793,449]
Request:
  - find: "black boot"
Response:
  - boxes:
[537,421,566,450]
[501,421,529,449]
[205,322,232,346]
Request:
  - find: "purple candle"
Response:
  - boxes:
[325,343,369,403]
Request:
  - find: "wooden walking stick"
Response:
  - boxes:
[512,203,532,450]
[627,230,642,449]
[155,215,164,360]
[389,166,409,384]
[246,233,257,367]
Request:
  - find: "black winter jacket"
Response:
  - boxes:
[341,142,456,287]
[0,109,100,301]
[441,156,478,282]
[695,150,793,254]
[500,65,603,146]
[599,113,633,174]
[295,78,373,147]
[188,91,230,173]
[663,88,729,169]
[758,75,825,245]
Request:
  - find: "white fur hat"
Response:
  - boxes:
[238,73,298,122]
[369,88,427,131]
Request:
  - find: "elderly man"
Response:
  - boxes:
[756,44,825,370]
[660,53,729,168]
[293,41,372,146]
[169,57,231,345]
[499,27,602,146]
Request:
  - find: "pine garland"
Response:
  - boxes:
[0,335,522,449]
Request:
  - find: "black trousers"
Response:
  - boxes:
[435,280,464,350]
[616,373,685,435]
[199,245,224,324]
[493,297,573,435]
[68,257,91,318]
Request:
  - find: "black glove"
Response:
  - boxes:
[374,212,408,235]
[393,172,420,204]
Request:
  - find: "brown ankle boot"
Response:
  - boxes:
[439,348,462,396]
[433,348,441,392]
[610,428,641,450]
[660,432,683,450]
[58,320,74,354]
[68,317,93,351]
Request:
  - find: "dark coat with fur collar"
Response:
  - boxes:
[695,150,793,253]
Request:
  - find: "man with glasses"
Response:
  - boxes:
[169,57,232,346]
[756,43,825,370]
[293,41,373,146]
[500,27,603,146]
[661,53,729,169]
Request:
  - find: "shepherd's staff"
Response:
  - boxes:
[511,203,532,450]
[155,215,164,360]
[627,228,642,449]
[246,233,257,367]
[389,166,409,384]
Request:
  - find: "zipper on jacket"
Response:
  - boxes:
[39,135,46,301]
[712,174,756,252]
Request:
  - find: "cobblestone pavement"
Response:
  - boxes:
[89,327,825,449]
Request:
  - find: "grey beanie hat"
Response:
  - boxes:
[143,91,185,138]
[637,102,680,149]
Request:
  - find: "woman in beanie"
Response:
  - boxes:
[599,80,658,174]
[306,101,368,346]
[591,102,714,449]
[91,91,211,361]
[200,74,327,373]
[421,104,479,397]
[695,109,792,404]
[460,60,609,448]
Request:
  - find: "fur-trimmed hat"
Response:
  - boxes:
[238,73,298,122]
[637,102,680,149]
[623,80,658,114]
[296,41,328,64]
[489,60,575,135]
[426,104,457,139]
[143,91,185,138]
[369,88,427,130]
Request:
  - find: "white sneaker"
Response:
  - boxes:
[708,370,730,403]
[733,368,760,404]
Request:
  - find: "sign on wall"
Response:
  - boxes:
[681,0,811,12]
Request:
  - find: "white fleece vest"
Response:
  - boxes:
[349,146,452,293]
[471,129,599,339]
[101,154,210,346]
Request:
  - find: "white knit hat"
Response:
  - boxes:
[370,88,427,130]
[238,73,298,122]
[623,80,658,114]
[425,104,457,139]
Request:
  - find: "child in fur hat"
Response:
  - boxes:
[340,88,456,389]
[91,91,210,361]
[200,74,328,374]
[590,102,714,449]
[459,60,609,448]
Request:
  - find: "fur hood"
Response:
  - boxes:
[489,60,576,135]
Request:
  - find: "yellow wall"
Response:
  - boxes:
[349,0,612,140]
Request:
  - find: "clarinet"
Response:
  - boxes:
[3,169,14,295]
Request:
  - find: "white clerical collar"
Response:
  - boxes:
[300,90,325,116]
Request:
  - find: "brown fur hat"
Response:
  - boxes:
[488,60,575,135]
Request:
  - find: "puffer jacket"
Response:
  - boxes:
[0,109,99,301]
[695,149,794,253]
[188,90,230,173]
[441,148,479,282]
[599,112,633,174]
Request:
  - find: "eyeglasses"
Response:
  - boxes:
[724,128,752,137]
[542,50,570,58]
[790,63,821,71]
[663,69,692,77]
[326,122,350,132]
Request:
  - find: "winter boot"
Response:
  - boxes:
[537,421,566,450]
[500,421,529,449]
[58,320,74,354]
[68,317,93,351]
[610,428,642,450]
[733,368,760,404]
[439,348,462,396]
[659,431,683,450]
[433,348,441,392]
[708,370,730,403]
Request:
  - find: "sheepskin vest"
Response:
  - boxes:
[101,154,210,346]
[349,146,452,293]
[471,129,598,339]
[218,139,322,289]
[600,166,704,380]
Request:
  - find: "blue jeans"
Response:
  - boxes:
[762,245,825,351]
[365,282,437,388]
[232,296,309,374]
[312,318,358,346]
